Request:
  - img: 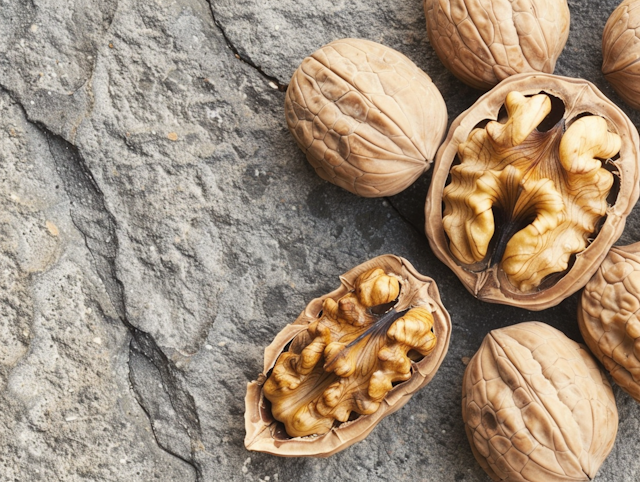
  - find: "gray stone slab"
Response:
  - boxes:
[1,0,640,481]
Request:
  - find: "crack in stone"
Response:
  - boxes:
[384,196,426,239]
[206,0,288,91]
[2,90,202,480]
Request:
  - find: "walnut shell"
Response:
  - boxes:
[244,255,451,457]
[425,73,640,310]
[424,0,570,90]
[602,0,640,110]
[285,38,447,197]
[463,322,618,482]
[579,242,640,402]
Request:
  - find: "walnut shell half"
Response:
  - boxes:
[579,242,640,403]
[463,322,618,482]
[424,0,570,90]
[425,73,640,310]
[244,255,451,457]
[602,0,640,110]
[285,38,447,197]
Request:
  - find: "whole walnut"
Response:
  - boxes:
[244,255,451,457]
[602,0,640,110]
[285,38,447,197]
[425,73,640,310]
[424,0,570,90]
[463,322,618,482]
[579,242,640,402]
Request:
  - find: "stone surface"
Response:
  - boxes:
[0,0,640,481]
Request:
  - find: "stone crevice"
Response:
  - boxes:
[206,0,288,91]
[384,196,426,239]
[4,90,202,480]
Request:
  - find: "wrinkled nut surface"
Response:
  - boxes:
[602,0,640,110]
[245,255,451,457]
[425,73,640,310]
[463,322,618,482]
[424,0,570,90]
[579,242,640,403]
[285,38,447,197]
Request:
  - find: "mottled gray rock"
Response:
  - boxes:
[1,0,640,481]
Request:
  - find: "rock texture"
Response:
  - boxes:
[1,0,640,481]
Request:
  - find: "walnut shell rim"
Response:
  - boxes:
[425,73,640,310]
[244,255,452,457]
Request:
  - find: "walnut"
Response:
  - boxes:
[285,38,447,197]
[425,73,640,310]
[602,0,640,110]
[463,322,618,482]
[244,255,451,457]
[424,0,570,90]
[579,242,640,403]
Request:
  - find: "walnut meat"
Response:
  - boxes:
[602,0,640,110]
[463,322,618,482]
[424,0,570,90]
[425,73,640,310]
[244,255,451,457]
[579,242,640,402]
[285,38,447,197]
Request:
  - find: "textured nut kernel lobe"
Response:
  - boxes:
[463,322,618,482]
[424,0,570,90]
[244,255,451,457]
[285,38,447,197]
[579,242,640,402]
[602,0,640,110]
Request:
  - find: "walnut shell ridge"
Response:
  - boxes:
[285,38,447,197]
[244,255,451,457]
[425,73,640,310]
[424,0,570,90]
[602,0,640,110]
[579,242,640,402]
[463,322,618,482]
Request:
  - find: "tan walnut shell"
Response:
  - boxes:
[425,73,640,310]
[424,0,570,90]
[284,38,447,197]
[579,242,640,403]
[463,322,618,482]
[244,255,451,457]
[602,0,640,110]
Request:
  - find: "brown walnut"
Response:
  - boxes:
[425,73,640,310]
[285,38,447,197]
[463,322,618,482]
[602,0,640,110]
[424,0,570,90]
[579,242,640,402]
[244,255,451,457]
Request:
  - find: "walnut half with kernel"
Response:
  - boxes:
[425,73,640,310]
[244,255,451,457]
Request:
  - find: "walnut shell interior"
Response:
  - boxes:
[244,255,451,457]
[425,73,640,310]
